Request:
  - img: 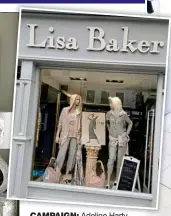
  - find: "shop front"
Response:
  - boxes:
[8,9,169,208]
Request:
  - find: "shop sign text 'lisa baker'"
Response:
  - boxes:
[26,24,164,54]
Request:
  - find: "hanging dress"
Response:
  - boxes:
[89,118,97,140]
[73,144,85,186]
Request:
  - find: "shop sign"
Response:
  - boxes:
[26,24,164,54]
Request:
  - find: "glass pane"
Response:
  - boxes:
[116,92,124,105]
[31,70,158,195]
[101,91,109,104]
[86,90,95,103]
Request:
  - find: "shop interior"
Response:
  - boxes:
[31,68,158,194]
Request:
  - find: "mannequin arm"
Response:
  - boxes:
[125,114,133,135]
[106,112,110,132]
[106,122,110,132]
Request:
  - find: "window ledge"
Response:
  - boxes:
[27,181,153,209]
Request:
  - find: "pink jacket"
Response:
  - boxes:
[56,107,82,145]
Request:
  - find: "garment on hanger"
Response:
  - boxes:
[36,107,41,147]
[89,117,97,140]
[73,144,85,186]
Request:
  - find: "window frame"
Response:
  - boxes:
[7,57,165,209]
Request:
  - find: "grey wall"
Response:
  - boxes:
[0,113,12,149]
[0,150,9,164]
[0,13,19,112]
[19,13,169,65]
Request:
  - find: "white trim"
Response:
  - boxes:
[18,55,166,69]
[26,181,153,208]
[13,136,32,142]
[7,7,168,209]
[20,7,169,21]
[7,61,164,208]
[151,74,164,208]
[155,19,171,209]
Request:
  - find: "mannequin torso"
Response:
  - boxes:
[106,110,132,138]
[57,107,81,145]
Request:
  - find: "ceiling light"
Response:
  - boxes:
[106,79,124,84]
[69,77,87,81]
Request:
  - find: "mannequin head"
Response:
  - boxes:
[69,94,82,114]
[108,97,123,112]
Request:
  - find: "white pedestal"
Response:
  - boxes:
[85,144,101,185]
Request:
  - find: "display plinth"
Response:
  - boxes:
[85,145,101,185]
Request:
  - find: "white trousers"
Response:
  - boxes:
[56,137,77,172]
[107,135,128,180]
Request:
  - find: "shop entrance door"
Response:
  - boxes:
[143,75,165,194]
[143,108,155,193]
[31,80,61,180]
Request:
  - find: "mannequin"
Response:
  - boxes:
[55,94,82,181]
[106,97,133,188]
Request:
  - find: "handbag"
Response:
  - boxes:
[88,160,106,188]
[43,158,61,183]
[43,167,60,183]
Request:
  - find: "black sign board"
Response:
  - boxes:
[117,156,140,191]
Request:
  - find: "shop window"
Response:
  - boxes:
[29,69,159,200]
[86,90,95,103]
[135,92,145,110]
[116,92,124,104]
[101,91,109,104]
[60,85,68,102]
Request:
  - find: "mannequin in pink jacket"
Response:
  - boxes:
[55,94,82,179]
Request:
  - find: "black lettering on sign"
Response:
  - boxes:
[117,158,139,191]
